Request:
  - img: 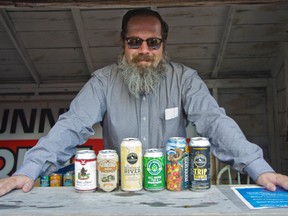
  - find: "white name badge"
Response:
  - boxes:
[165,107,179,120]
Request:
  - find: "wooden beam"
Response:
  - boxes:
[211,6,235,78]
[0,83,85,94]
[0,9,41,84]
[0,78,271,99]
[0,95,76,102]
[1,0,287,8]
[205,78,270,89]
[285,43,288,143]
[271,44,285,78]
[71,8,95,74]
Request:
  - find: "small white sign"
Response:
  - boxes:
[165,107,178,120]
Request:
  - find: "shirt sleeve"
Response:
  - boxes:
[181,68,274,182]
[14,75,106,180]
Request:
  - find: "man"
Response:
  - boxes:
[0,8,287,196]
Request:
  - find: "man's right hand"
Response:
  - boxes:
[0,175,34,197]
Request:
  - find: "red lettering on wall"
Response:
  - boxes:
[0,139,104,178]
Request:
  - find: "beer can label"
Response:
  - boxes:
[63,173,74,187]
[50,173,62,187]
[189,137,211,191]
[75,151,97,192]
[166,137,189,191]
[121,138,142,191]
[97,149,119,192]
[40,175,50,187]
[144,149,165,191]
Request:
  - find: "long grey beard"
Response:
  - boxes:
[118,54,167,98]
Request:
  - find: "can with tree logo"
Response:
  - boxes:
[120,138,142,191]
[189,137,211,191]
[75,149,97,192]
[143,148,165,191]
[97,149,119,192]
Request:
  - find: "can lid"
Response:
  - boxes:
[76,149,95,154]
[145,148,163,157]
[122,137,140,141]
[189,137,210,146]
[99,149,116,154]
[167,137,187,146]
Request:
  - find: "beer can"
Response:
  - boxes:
[50,173,62,187]
[144,148,165,191]
[189,137,211,191]
[120,138,142,191]
[63,172,74,187]
[40,175,50,187]
[97,149,119,192]
[166,137,189,191]
[75,149,97,192]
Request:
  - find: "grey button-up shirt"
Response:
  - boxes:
[15,62,274,182]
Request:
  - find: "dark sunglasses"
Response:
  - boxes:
[125,37,163,50]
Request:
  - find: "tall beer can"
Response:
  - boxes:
[75,149,97,192]
[97,149,119,192]
[189,137,211,191]
[166,137,189,191]
[143,148,165,191]
[120,138,142,191]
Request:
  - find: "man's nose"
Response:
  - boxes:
[138,41,150,53]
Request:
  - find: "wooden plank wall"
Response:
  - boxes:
[274,44,288,174]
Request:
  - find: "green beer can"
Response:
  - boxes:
[143,148,165,191]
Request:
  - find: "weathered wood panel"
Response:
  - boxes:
[229,114,267,136]
[90,46,121,61]
[217,87,269,162]
[34,63,89,79]
[8,10,75,31]
[219,58,275,74]
[225,42,279,58]
[167,44,218,59]
[233,5,288,25]
[218,88,266,115]
[277,89,286,112]
[19,31,81,48]
[0,64,33,80]
[275,66,286,90]
[159,6,226,26]
[82,9,126,30]
[0,21,5,31]
[175,59,215,76]
[0,32,14,48]
[28,48,85,63]
[168,26,221,44]
[86,29,121,46]
[0,49,22,64]
[230,24,287,42]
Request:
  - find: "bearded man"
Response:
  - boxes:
[0,8,287,196]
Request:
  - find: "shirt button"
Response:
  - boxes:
[142,97,146,101]
[143,117,146,121]
[143,137,146,141]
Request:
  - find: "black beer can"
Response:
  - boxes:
[189,137,211,191]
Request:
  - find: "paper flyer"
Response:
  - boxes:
[232,186,288,209]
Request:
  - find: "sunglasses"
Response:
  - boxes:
[125,37,163,50]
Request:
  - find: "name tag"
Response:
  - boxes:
[165,107,178,120]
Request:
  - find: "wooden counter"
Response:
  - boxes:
[0,185,287,215]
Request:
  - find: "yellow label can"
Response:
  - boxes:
[120,138,142,191]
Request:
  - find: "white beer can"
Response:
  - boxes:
[120,138,143,191]
[75,149,97,192]
[97,149,119,192]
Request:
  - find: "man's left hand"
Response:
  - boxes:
[256,172,288,191]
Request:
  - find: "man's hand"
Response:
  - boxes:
[256,172,288,191]
[0,175,34,197]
